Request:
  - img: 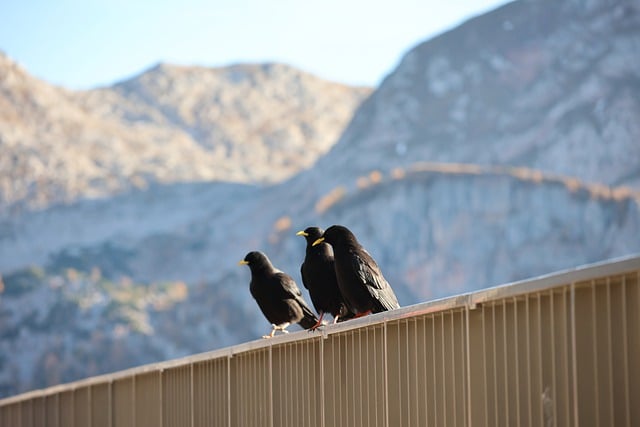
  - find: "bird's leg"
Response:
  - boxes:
[353,310,372,319]
[262,322,291,338]
[277,322,290,334]
[262,324,278,339]
[309,312,325,331]
[332,314,340,324]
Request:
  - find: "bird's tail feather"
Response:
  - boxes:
[298,304,319,330]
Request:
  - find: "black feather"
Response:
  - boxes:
[316,225,400,315]
[240,251,318,333]
[297,227,353,323]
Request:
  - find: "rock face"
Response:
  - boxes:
[0,54,371,213]
[1,0,640,398]
[297,0,640,198]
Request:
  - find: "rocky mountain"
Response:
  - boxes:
[0,53,371,213]
[1,0,640,398]
[292,0,640,202]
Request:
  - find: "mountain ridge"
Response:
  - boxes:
[0,54,371,214]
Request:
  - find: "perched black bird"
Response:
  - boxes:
[296,227,353,328]
[239,251,318,338]
[313,225,400,317]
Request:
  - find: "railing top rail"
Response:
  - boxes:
[2,253,639,406]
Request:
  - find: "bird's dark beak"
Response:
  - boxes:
[312,237,325,246]
[238,260,249,266]
[296,230,308,237]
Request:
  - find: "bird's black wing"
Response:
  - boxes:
[350,247,387,290]
[351,248,400,311]
[274,271,318,328]
[300,263,311,291]
[273,271,304,299]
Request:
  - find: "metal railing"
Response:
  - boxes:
[1,255,639,426]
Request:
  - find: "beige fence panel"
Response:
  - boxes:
[193,357,229,427]
[572,273,640,427]
[1,256,639,427]
[271,338,322,427]
[386,312,468,427]
[58,390,73,427]
[323,323,387,427]
[112,377,133,427]
[33,396,45,427]
[162,365,192,427]
[90,383,109,427]
[73,386,90,427]
[229,348,271,427]
[133,371,161,427]
[1,401,18,426]
[44,394,58,427]
[470,290,572,427]
[20,399,33,427]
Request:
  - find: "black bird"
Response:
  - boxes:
[313,225,400,317]
[296,227,353,328]
[239,251,318,338]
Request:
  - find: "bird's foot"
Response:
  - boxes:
[262,323,290,338]
[353,310,372,319]
[262,330,276,339]
[309,321,329,331]
[262,324,281,339]
[309,313,327,331]
[307,312,327,331]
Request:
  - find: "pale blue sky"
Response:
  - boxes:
[1,0,509,90]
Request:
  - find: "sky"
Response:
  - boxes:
[1,0,510,90]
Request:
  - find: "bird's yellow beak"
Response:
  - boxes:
[238,260,249,266]
[296,230,308,237]
[312,237,325,246]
